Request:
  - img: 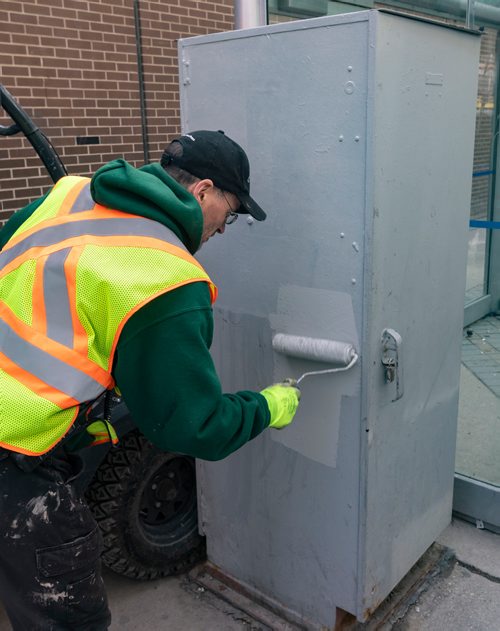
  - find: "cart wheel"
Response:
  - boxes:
[86,430,205,580]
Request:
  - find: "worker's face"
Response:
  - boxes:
[192,180,239,247]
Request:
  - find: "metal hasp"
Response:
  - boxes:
[180,10,480,627]
[381,328,403,401]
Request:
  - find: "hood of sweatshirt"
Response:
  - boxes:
[90,159,203,254]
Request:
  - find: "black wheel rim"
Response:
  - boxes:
[139,457,196,529]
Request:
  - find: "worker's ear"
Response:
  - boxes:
[190,179,214,205]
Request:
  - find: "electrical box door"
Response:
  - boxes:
[179,10,480,626]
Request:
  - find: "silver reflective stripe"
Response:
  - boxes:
[44,248,73,348]
[0,317,104,403]
[69,183,94,214]
[0,218,186,271]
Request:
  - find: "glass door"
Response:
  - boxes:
[454,27,500,531]
[464,28,497,326]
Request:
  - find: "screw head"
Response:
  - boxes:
[344,81,355,95]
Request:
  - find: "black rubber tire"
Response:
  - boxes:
[85,430,206,580]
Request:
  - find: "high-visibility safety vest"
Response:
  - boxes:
[0,175,217,456]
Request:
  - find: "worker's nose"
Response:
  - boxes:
[217,223,226,235]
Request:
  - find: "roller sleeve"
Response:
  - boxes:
[272,333,356,366]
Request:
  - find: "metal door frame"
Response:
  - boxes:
[453,474,500,533]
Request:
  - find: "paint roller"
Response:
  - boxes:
[272,333,359,384]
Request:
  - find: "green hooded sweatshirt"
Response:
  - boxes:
[0,160,270,460]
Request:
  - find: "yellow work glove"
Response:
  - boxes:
[260,380,301,429]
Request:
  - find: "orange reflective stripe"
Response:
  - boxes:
[93,203,117,215]
[56,178,89,217]
[0,351,79,408]
[90,436,119,446]
[0,214,204,278]
[65,246,91,357]
[0,245,58,279]
[108,277,215,371]
[32,255,48,335]
[2,207,148,252]
[0,235,206,281]
[208,283,218,304]
[0,301,112,389]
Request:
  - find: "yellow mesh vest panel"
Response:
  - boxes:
[11,176,88,239]
[0,369,75,454]
[0,178,87,455]
[0,178,212,455]
[0,260,36,326]
[76,244,210,369]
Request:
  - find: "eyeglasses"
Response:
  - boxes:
[221,191,239,225]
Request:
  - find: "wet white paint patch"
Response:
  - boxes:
[269,285,359,468]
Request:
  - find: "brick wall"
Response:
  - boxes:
[0,0,233,222]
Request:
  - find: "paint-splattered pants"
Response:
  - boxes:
[0,449,111,630]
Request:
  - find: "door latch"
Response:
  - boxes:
[381,328,403,402]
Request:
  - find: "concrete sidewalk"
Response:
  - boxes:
[0,518,499,630]
[399,519,500,631]
[378,520,500,631]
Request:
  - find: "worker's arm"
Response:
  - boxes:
[113,282,272,461]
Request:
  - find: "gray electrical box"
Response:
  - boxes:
[179,10,480,627]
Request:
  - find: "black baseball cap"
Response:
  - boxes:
[161,130,266,221]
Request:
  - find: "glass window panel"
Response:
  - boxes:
[268,0,372,22]
[457,33,500,488]
[456,315,500,487]
[465,28,497,303]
